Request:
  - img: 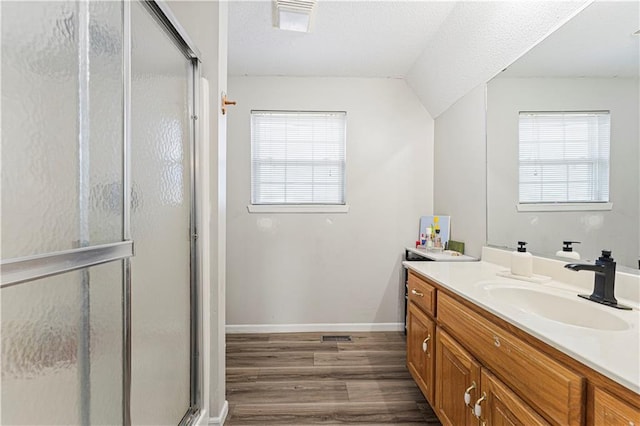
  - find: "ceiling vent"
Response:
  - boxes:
[273,0,317,33]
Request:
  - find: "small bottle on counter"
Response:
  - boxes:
[556,241,581,260]
[511,241,533,277]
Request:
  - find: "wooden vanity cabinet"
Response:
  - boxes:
[407,270,435,316]
[435,328,548,426]
[437,292,584,426]
[407,302,436,404]
[405,269,639,426]
[479,369,550,426]
[435,328,481,426]
[406,271,437,404]
[593,388,640,425]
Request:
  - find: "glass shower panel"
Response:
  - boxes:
[88,1,125,246]
[130,2,192,424]
[1,261,123,425]
[0,1,123,259]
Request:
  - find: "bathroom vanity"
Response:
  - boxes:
[403,247,476,334]
[404,248,640,425]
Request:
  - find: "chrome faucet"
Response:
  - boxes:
[565,250,631,310]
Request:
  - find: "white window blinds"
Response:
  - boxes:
[519,111,610,204]
[251,111,347,205]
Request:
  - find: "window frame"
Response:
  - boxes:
[249,110,348,213]
[517,110,612,212]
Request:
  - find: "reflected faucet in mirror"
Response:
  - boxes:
[565,250,632,310]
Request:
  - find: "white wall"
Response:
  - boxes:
[433,85,487,259]
[487,77,639,268]
[226,76,433,329]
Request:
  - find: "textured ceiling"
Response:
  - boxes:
[228,0,591,117]
[228,0,457,78]
[405,1,590,117]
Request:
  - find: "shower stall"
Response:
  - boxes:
[1,1,202,424]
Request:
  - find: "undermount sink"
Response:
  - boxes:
[477,283,632,331]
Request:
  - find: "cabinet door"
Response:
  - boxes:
[479,369,550,426]
[407,302,436,404]
[594,388,640,425]
[435,328,481,426]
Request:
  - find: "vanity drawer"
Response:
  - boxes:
[438,293,584,426]
[407,271,436,316]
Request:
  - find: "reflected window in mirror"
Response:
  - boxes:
[518,111,610,206]
[486,0,639,270]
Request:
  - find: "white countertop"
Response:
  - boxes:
[403,259,640,395]
[405,246,477,262]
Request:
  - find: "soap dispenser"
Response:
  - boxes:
[511,241,533,277]
[556,241,581,260]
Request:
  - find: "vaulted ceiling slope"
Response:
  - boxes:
[406,0,590,117]
[228,0,589,118]
[499,0,639,79]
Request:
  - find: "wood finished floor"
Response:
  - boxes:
[225,331,441,425]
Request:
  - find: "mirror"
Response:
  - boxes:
[486,1,639,270]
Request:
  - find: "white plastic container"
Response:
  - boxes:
[511,241,533,277]
[555,241,580,260]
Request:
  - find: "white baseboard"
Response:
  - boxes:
[226,322,403,334]
[208,401,228,425]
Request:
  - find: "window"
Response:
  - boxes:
[518,111,610,205]
[251,111,346,206]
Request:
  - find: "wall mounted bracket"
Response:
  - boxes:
[221,91,236,115]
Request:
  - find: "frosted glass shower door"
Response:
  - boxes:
[1,1,124,259]
[1,1,126,425]
[1,262,124,425]
[130,2,194,424]
[2,1,200,424]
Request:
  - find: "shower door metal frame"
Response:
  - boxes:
[0,1,203,424]
[123,2,133,424]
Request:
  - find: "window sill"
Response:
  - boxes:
[517,202,613,212]
[247,204,350,214]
